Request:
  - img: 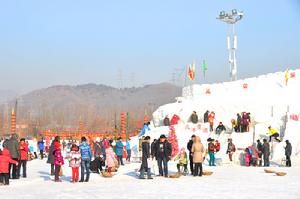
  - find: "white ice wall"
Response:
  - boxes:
[149,69,300,165]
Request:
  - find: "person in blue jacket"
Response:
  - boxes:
[139,122,151,137]
[38,140,45,160]
[115,137,124,166]
[79,137,92,182]
[126,138,131,162]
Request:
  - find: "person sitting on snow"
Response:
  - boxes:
[216,122,226,135]
[174,148,188,175]
[267,126,281,142]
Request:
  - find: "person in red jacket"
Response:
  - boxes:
[18,138,29,178]
[0,148,18,185]
[208,112,215,132]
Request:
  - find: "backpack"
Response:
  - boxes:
[215,143,220,152]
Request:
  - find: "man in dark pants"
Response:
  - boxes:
[203,111,209,123]
[94,137,103,173]
[155,135,172,177]
[139,136,153,179]
[236,113,241,132]
[18,138,29,178]
[150,139,157,159]
[262,139,270,167]
[285,140,292,167]
[79,137,92,182]
[256,140,263,166]
[47,139,55,175]
[6,134,20,179]
[187,135,196,174]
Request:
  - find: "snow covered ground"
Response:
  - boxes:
[1,159,300,199]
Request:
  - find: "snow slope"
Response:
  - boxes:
[1,159,299,199]
[145,69,300,165]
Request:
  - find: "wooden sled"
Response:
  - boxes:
[101,172,113,178]
[275,172,287,176]
[203,171,213,176]
[264,169,276,173]
[168,173,182,178]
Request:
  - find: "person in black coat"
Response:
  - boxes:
[285,140,292,167]
[139,136,153,179]
[256,140,263,166]
[47,136,59,175]
[236,113,242,132]
[216,122,226,135]
[187,135,196,174]
[94,138,104,173]
[150,139,157,159]
[204,111,209,123]
[262,139,270,167]
[155,135,172,177]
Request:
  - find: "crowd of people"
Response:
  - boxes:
[0,127,294,186]
[163,110,253,134]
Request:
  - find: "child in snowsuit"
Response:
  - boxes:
[244,148,251,167]
[53,142,64,182]
[0,148,18,185]
[66,144,81,182]
[174,148,188,175]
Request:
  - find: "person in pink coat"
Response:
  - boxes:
[105,140,117,174]
[53,142,64,182]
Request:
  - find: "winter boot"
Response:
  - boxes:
[85,175,90,182]
[147,169,153,179]
[139,168,146,179]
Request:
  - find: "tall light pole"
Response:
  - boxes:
[217,9,243,81]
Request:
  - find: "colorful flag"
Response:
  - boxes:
[187,63,195,81]
[203,60,207,77]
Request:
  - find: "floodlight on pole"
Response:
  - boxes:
[217,9,243,81]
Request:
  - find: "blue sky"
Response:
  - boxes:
[0,0,299,93]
